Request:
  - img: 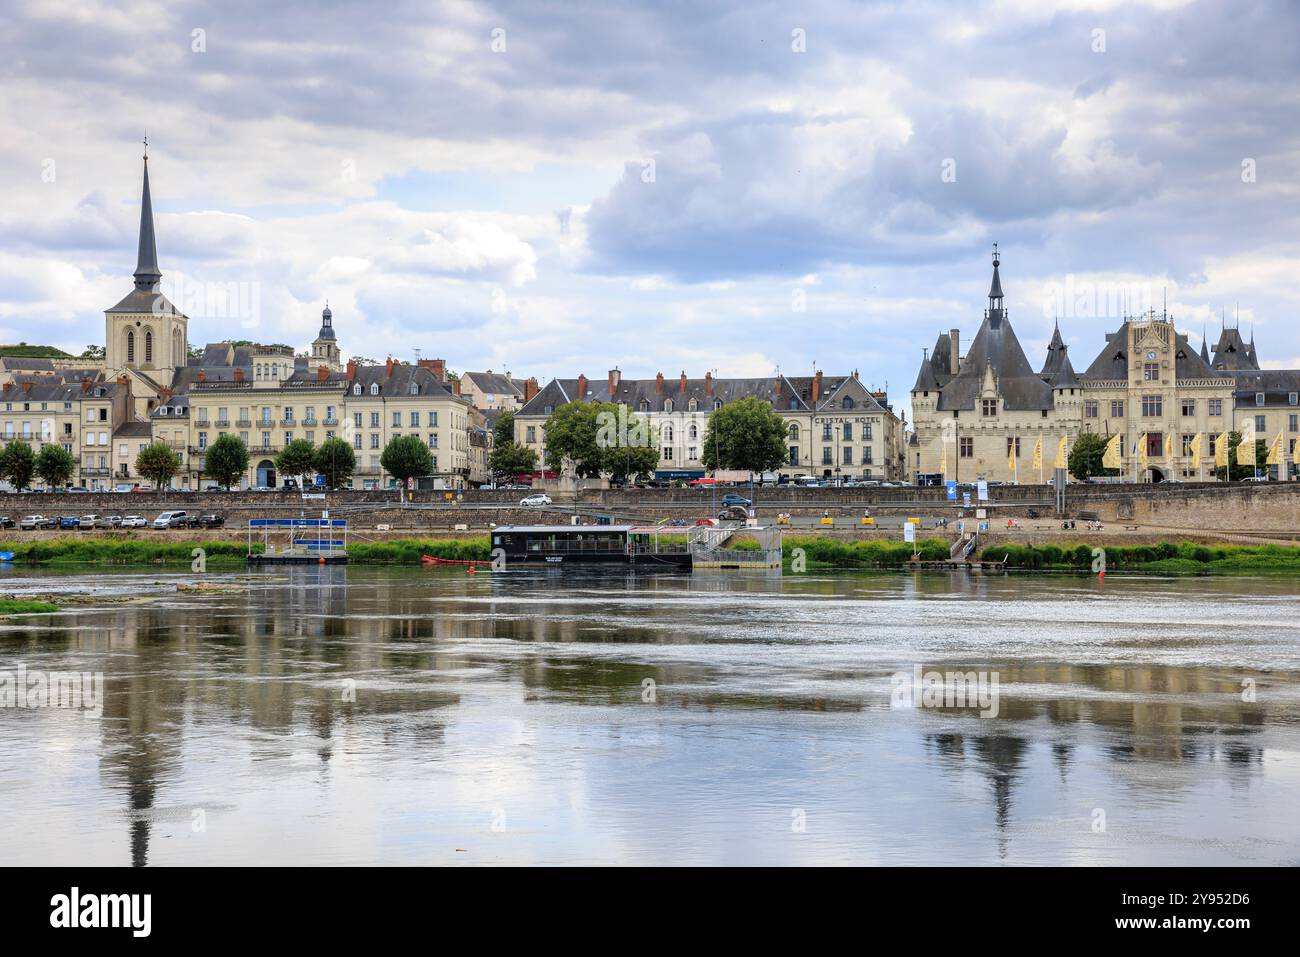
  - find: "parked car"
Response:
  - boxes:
[79,515,103,529]
[121,515,148,528]
[19,515,41,530]
[721,493,752,508]
[38,516,59,529]
[104,515,123,528]
[58,516,81,529]
[717,506,748,520]
[198,514,225,528]
[171,514,200,528]
[1241,475,1272,483]
[113,483,136,493]
[520,493,552,507]
[0,516,12,528]
[154,510,188,529]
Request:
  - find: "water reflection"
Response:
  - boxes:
[0,565,1297,865]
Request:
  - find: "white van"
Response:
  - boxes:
[154,510,187,529]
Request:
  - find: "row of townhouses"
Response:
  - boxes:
[909,250,1300,483]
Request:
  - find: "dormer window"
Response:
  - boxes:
[638,400,649,412]
[843,398,855,409]
[370,383,380,395]
[409,383,419,395]
[353,384,362,395]
[663,399,673,413]
[687,399,697,412]
[1256,393,1265,406]
[713,399,722,411]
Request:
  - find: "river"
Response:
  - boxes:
[1,565,1297,865]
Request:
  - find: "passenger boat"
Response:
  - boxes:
[490,525,694,567]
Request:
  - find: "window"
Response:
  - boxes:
[662,447,673,461]
[261,431,271,447]
[283,408,294,423]
[1084,400,1098,418]
[639,400,649,413]
[353,433,362,450]
[822,423,832,441]
[843,423,852,441]
[688,446,698,461]
[822,447,832,465]
[261,407,272,425]
[409,383,419,395]
[1290,415,1298,433]
[664,425,674,442]
[1006,436,1021,456]
[981,399,997,416]
[410,411,419,427]
[428,434,437,449]
[862,447,872,465]
[370,384,380,396]
[1290,393,1298,406]
[353,384,362,395]
[526,426,536,443]
[865,423,873,440]
[788,424,799,440]
[663,399,673,413]
[392,412,401,427]
[959,437,973,458]
[126,330,135,363]
[431,412,438,427]
[1209,399,1222,416]
[1147,433,1163,458]
[843,447,852,464]
[1255,415,1266,433]
[789,446,799,465]
[1110,399,1125,418]
[1181,434,1194,456]
[713,399,722,411]
[843,398,855,410]
[284,432,293,446]
[1181,399,1195,416]
[1141,395,1161,417]
[688,399,697,412]
[370,413,380,427]
[1143,362,1158,381]
[197,432,208,450]
[1255,393,1265,406]
[688,424,697,440]
[371,434,380,449]
[145,330,153,363]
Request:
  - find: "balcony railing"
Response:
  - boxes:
[215,419,230,428]
[324,416,338,426]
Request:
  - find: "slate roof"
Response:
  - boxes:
[1080,321,1221,381]
[114,421,154,439]
[1210,327,1259,371]
[1230,370,1300,406]
[463,371,523,397]
[342,363,460,399]
[936,312,1053,411]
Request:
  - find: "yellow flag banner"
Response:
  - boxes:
[1237,424,1257,467]
[1102,433,1122,469]
[1189,432,1203,462]
[1054,435,1068,470]
[938,441,947,478]
[1267,431,1284,467]
[1137,433,1148,469]
[1214,431,1230,468]
[1032,437,1042,470]
[1008,445,1017,476]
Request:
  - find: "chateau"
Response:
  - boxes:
[909,250,1300,484]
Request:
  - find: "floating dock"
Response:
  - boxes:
[248,517,348,565]
[489,524,782,570]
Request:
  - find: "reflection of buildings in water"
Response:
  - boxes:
[922,731,1030,857]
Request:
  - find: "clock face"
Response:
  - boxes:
[1146,351,1157,360]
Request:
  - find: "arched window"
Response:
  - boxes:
[126,330,135,363]
[713,399,722,411]
[638,400,649,413]
[370,383,379,395]
[788,424,799,440]
[663,399,673,413]
[144,330,153,363]
[688,424,697,440]
[664,425,674,442]
[353,384,362,395]
[843,397,855,409]
[688,398,697,412]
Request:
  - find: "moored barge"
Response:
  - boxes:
[491,525,694,567]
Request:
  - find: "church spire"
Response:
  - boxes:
[133,139,162,291]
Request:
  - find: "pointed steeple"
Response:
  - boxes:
[133,142,162,291]
[1041,319,1068,375]
[1199,326,1210,364]
[988,243,1004,303]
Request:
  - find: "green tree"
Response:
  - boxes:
[380,434,433,501]
[275,439,316,487]
[542,402,606,477]
[0,440,36,491]
[203,434,250,490]
[1067,432,1118,481]
[35,444,75,489]
[313,437,356,489]
[492,409,515,448]
[488,441,538,482]
[136,442,181,490]
[79,344,106,360]
[700,397,788,475]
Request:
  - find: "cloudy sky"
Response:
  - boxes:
[3,0,1298,416]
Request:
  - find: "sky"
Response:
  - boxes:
[2,0,1298,421]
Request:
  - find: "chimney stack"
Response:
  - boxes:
[197,370,206,382]
[812,369,823,404]
[346,358,358,380]
[608,367,620,396]
[655,371,664,394]
[233,367,244,383]
[21,380,32,394]
[524,377,539,402]
[949,328,960,373]
[430,358,446,382]
[704,371,713,396]
[577,374,587,398]
[317,365,329,382]
[80,378,91,394]
[679,370,687,393]
[385,356,395,378]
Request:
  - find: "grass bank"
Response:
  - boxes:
[0,539,254,565]
[0,598,59,615]
[979,541,1300,574]
[776,535,950,567]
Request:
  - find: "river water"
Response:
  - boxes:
[1,565,1297,866]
